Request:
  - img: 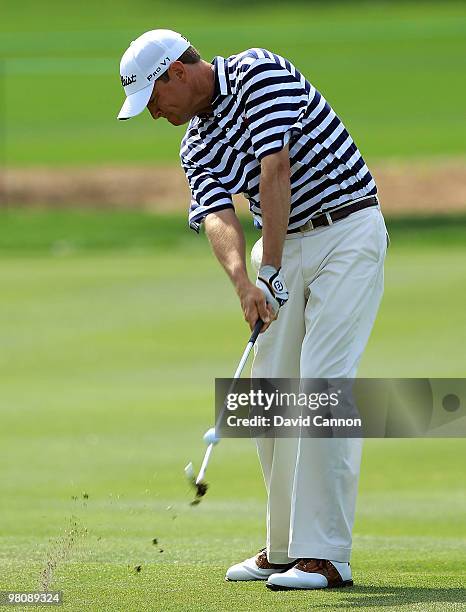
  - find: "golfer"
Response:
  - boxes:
[117,29,388,591]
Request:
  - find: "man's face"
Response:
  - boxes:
[146,62,195,126]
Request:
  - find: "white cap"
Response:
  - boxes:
[117,29,191,120]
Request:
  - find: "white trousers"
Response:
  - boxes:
[250,206,388,563]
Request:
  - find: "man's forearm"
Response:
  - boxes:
[260,146,291,269]
[204,208,277,330]
[204,209,249,296]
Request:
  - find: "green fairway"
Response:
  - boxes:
[0,211,465,610]
[2,0,466,165]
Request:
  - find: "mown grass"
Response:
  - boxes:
[0,210,465,610]
[1,208,466,252]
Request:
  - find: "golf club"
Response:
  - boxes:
[185,318,264,505]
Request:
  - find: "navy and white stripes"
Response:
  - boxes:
[180,48,377,232]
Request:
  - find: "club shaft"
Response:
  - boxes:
[233,341,254,379]
[196,443,214,485]
[214,318,263,432]
[197,319,263,483]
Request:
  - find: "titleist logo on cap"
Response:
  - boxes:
[121,74,136,87]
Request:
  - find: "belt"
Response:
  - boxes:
[287,195,379,234]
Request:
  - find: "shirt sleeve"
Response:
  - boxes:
[182,162,234,233]
[239,54,309,161]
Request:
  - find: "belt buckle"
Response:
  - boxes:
[299,219,313,233]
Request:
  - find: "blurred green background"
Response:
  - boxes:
[1,1,465,611]
[2,0,466,164]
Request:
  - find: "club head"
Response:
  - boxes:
[184,462,195,481]
[184,462,209,506]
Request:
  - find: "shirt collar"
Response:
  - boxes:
[197,56,231,121]
[211,56,231,108]
[213,56,230,96]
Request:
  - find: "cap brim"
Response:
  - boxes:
[117,85,153,120]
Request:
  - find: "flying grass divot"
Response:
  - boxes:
[184,461,209,506]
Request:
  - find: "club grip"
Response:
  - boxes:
[249,318,264,344]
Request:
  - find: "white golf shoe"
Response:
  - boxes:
[225,548,296,582]
[266,558,353,591]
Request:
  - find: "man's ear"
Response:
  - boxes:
[169,61,186,82]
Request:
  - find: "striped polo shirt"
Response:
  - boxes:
[180,48,377,233]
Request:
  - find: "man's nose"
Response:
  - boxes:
[149,106,162,120]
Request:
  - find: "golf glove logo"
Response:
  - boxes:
[256,265,289,314]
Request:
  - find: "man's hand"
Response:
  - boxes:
[237,279,276,332]
[256,265,289,314]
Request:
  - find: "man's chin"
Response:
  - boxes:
[167,116,188,126]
